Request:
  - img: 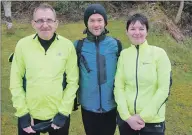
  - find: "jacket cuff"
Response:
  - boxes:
[18,113,31,128]
[118,112,131,121]
[52,112,68,127]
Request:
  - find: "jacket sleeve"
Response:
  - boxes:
[58,43,79,116]
[9,41,29,117]
[114,51,131,121]
[140,48,171,122]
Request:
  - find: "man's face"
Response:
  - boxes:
[32,8,58,40]
[87,14,105,36]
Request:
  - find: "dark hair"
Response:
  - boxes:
[126,13,149,31]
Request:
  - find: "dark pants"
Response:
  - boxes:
[81,107,117,135]
[18,117,70,135]
[118,116,165,135]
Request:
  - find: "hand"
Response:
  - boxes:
[51,123,61,130]
[23,126,36,133]
[19,114,36,133]
[134,114,145,126]
[126,115,145,131]
[23,119,36,134]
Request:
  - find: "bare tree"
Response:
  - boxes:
[174,0,184,24]
[2,1,13,29]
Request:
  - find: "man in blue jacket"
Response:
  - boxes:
[74,4,122,135]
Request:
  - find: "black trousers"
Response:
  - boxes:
[118,117,165,135]
[81,107,117,135]
[18,117,70,135]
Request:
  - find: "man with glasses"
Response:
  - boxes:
[9,3,79,135]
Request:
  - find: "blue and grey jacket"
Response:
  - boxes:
[74,30,121,113]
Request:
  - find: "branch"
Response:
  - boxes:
[174,0,184,24]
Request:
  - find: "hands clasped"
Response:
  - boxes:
[20,113,68,133]
[126,114,145,131]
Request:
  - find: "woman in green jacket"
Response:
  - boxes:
[114,13,172,135]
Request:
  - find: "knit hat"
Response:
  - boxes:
[84,4,107,27]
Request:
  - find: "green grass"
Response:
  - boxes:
[1,20,192,135]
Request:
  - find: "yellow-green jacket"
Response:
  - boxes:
[10,34,79,120]
[114,40,171,123]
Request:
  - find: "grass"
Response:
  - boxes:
[1,20,192,135]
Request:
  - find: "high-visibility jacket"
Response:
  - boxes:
[114,40,171,123]
[10,34,79,120]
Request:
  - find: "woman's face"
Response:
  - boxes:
[126,20,147,45]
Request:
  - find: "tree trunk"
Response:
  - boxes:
[174,0,184,24]
[166,20,185,42]
[2,1,13,29]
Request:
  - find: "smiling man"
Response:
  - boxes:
[74,4,122,135]
[9,3,79,135]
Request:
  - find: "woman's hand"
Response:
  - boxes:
[126,114,145,131]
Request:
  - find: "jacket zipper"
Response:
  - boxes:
[134,45,139,114]
[95,37,102,113]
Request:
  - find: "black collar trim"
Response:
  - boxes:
[33,33,59,40]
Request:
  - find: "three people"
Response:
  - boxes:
[9,3,172,135]
[9,3,79,135]
[74,4,122,135]
[114,13,171,135]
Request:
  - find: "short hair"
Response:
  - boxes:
[33,3,56,20]
[126,13,149,31]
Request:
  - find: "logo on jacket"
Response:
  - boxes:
[142,62,151,65]
[57,52,62,56]
[154,124,161,128]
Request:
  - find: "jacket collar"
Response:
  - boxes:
[131,40,149,50]
[83,28,109,42]
[33,33,59,40]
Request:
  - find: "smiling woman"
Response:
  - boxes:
[114,13,172,135]
[126,14,148,45]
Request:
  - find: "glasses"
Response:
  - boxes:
[34,19,56,25]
